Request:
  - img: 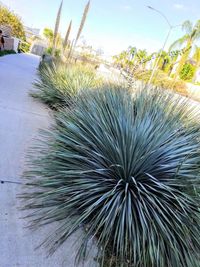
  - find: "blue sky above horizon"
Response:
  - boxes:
[1,0,200,55]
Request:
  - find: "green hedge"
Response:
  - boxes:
[180,63,196,81]
[0,50,16,57]
[19,42,31,53]
[133,69,187,95]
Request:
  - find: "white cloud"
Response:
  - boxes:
[173,3,185,10]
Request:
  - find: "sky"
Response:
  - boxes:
[1,0,200,55]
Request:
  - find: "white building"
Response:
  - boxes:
[24,26,40,40]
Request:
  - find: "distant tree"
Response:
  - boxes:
[0,4,25,39]
[118,50,129,68]
[166,50,181,76]
[155,51,171,72]
[135,49,148,68]
[170,20,200,78]
[43,28,54,46]
[43,28,62,53]
[193,46,200,68]
[113,48,149,70]
[179,63,196,81]
[192,46,200,81]
[136,49,147,61]
[128,46,137,61]
[96,47,104,57]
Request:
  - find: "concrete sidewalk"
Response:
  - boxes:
[0,54,97,267]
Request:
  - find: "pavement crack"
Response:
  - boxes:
[1,180,23,185]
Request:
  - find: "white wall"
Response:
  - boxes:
[13,37,20,52]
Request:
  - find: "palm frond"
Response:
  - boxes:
[169,35,188,51]
[23,85,200,267]
[193,46,200,64]
[193,19,200,37]
[192,30,200,42]
[182,20,193,35]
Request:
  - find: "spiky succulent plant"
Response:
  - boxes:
[31,62,101,109]
[23,85,200,267]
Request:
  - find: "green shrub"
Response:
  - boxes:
[19,41,31,53]
[134,69,187,95]
[180,63,196,81]
[45,47,61,58]
[0,50,16,57]
[22,86,200,267]
[31,62,101,109]
[0,4,25,39]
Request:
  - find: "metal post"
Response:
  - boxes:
[148,27,172,84]
[146,6,180,85]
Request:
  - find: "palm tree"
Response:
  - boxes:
[170,20,200,78]
[113,50,129,69]
[164,50,181,76]
[193,46,200,67]
[135,49,148,68]
[43,28,54,46]
[136,49,147,59]
[128,46,137,61]
[192,46,200,81]
[155,50,171,71]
